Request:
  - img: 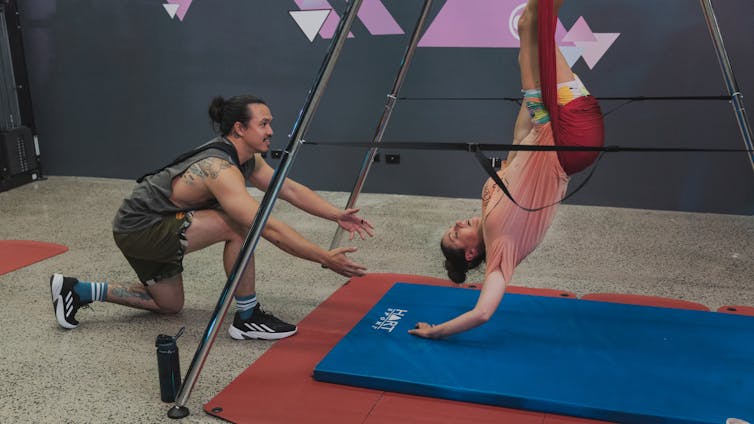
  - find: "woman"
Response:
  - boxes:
[410,0,604,339]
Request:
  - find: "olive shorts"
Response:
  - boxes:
[113,211,193,285]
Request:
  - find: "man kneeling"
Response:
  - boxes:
[51,95,374,340]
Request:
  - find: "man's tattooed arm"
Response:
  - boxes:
[182,158,232,184]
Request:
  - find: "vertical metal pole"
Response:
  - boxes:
[167,0,364,418]
[328,0,433,250]
[699,0,754,173]
[0,4,22,129]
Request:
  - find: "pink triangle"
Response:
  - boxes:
[298,0,328,7]
[556,19,574,46]
[418,0,522,48]
[574,33,619,69]
[295,0,330,9]
[167,0,192,21]
[358,0,403,36]
[319,9,355,39]
[563,16,597,43]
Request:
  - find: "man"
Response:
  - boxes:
[51,94,373,340]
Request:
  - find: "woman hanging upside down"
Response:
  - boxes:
[410,0,604,339]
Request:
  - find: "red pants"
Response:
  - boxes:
[556,96,605,175]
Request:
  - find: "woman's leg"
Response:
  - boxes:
[518,0,573,91]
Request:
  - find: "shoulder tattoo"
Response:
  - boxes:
[185,157,232,182]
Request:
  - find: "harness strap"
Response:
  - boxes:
[473,147,605,212]
[136,141,241,183]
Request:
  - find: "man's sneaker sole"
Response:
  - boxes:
[50,273,78,329]
[228,325,297,341]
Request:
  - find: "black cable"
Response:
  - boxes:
[396,95,733,119]
[601,99,635,118]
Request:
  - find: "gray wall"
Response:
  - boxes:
[19,0,754,214]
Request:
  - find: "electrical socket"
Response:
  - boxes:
[385,154,400,164]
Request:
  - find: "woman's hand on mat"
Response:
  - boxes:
[336,208,375,240]
[409,322,441,339]
[324,247,367,277]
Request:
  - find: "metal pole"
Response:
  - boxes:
[167,0,364,418]
[699,0,754,173]
[328,0,433,250]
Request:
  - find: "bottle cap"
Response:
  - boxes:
[155,327,185,347]
[156,334,175,347]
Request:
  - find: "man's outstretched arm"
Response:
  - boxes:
[206,159,368,277]
[248,157,375,240]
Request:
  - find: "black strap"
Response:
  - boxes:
[304,140,752,153]
[304,140,752,212]
[473,147,605,212]
[397,95,733,102]
[136,141,241,183]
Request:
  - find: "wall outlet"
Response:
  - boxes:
[385,154,400,164]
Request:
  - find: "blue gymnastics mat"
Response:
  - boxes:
[313,283,754,424]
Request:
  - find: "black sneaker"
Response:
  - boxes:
[228,304,298,340]
[50,273,89,329]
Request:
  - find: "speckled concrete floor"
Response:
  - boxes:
[1,176,752,423]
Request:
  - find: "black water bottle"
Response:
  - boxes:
[156,327,185,403]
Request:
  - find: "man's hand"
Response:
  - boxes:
[323,246,367,277]
[408,322,441,339]
[336,208,375,240]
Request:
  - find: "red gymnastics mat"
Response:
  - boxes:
[0,240,68,275]
[204,273,608,424]
[580,293,710,311]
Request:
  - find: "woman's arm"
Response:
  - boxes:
[507,102,535,165]
[409,270,507,339]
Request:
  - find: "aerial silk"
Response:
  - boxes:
[538,0,604,175]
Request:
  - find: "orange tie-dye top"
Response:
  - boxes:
[481,123,569,283]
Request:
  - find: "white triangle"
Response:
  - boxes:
[163,3,179,19]
[559,46,583,68]
[289,9,331,42]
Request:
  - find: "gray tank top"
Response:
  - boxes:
[113,137,255,233]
